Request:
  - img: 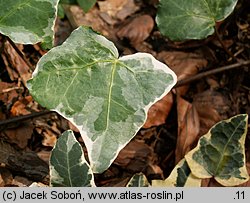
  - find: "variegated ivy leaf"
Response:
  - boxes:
[50,130,95,187]
[126,173,150,187]
[152,159,201,187]
[156,0,238,41]
[27,26,177,173]
[185,114,249,186]
[0,0,59,48]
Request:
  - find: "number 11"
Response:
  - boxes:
[236,191,245,200]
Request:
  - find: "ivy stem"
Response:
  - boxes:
[175,60,250,87]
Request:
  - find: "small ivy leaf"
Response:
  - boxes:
[57,4,65,19]
[60,0,96,12]
[156,0,238,41]
[185,114,249,186]
[28,26,177,173]
[77,0,96,13]
[126,173,150,187]
[152,159,201,187]
[50,130,95,187]
[0,0,59,48]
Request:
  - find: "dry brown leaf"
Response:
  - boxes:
[34,120,60,147]
[11,176,32,187]
[37,151,51,165]
[114,139,151,170]
[157,51,208,95]
[2,41,32,84]
[33,114,68,149]
[114,139,163,177]
[63,5,111,38]
[143,92,173,128]
[0,139,21,164]
[6,152,49,182]
[42,129,57,147]
[0,82,20,105]
[1,54,19,81]
[0,167,13,186]
[10,95,39,116]
[10,95,34,116]
[193,90,231,136]
[3,122,34,149]
[175,96,200,163]
[98,0,139,21]
[133,41,157,57]
[117,15,154,45]
[98,12,117,25]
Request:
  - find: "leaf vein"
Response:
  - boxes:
[0,0,32,24]
[105,61,117,131]
[214,119,245,175]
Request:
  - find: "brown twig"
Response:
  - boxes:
[0,110,52,127]
[5,36,34,70]
[0,87,24,94]
[175,60,250,87]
